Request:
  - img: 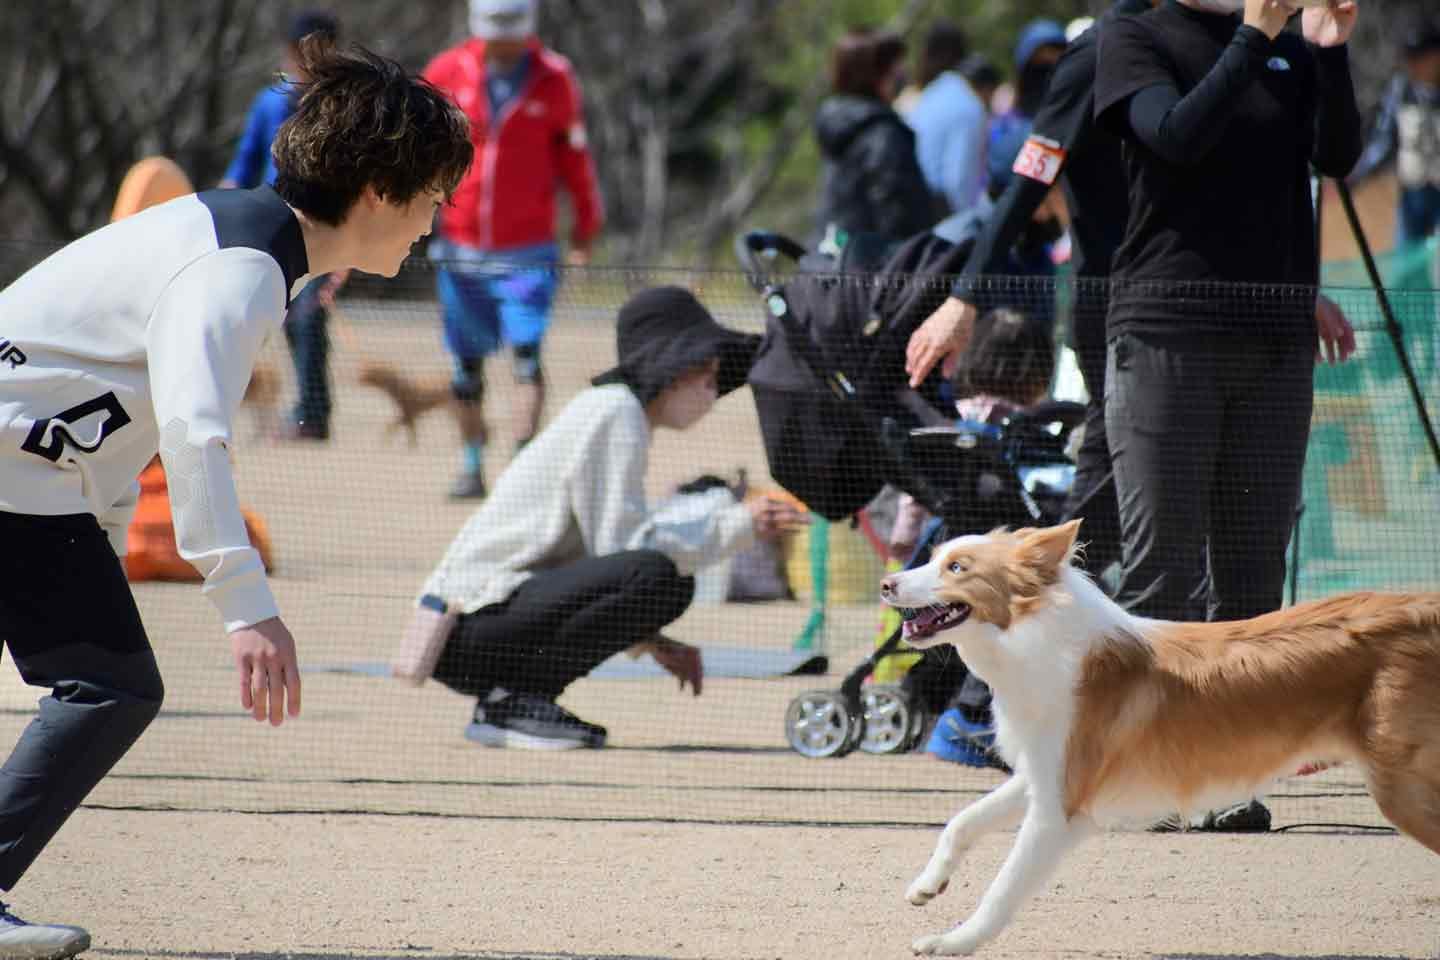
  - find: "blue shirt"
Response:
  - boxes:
[905,71,988,216]
[223,82,297,188]
[486,52,531,121]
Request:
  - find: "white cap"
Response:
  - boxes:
[470,0,536,40]
[1064,17,1094,43]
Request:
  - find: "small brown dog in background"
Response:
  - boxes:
[358,360,454,446]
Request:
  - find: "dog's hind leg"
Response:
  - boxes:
[913,793,1093,956]
[908,774,1028,908]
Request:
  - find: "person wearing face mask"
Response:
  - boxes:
[406,287,805,750]
[905,1,1155,592]
[1092,0,1360,719]
[813,26,936,250]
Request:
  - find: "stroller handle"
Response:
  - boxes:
[734,231,809,292]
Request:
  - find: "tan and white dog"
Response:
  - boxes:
[879,520,1440,956]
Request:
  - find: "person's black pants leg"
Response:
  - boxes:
[0,512,165,891]
[432,550,695,701]
[1106,330,1224,622]
[1062,294,1121,578]
[1206,338,1313,621]
[284,279,332,432]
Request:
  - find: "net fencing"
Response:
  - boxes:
[1,237,1436,833]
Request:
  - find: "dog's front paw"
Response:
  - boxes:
[911,930,975,956]
[906,873,950,906]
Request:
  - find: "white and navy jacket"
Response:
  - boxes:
[0,186,310,632]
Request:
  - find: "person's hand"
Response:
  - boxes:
[317,268,351,308]
[565,245,592,268]
[1302,0,1357,47]
[747,495,808,542]
[906,297,977,388]
[1315,293,1356,364]
[648,637,704,696]
[1244,0,1297,40]
[231,617,302,726]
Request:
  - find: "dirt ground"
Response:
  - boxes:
[6,289,1438,959]
[24,810,1439,960]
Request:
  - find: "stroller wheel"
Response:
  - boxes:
[859,685,917,755]
[785,689,863,758]
[906,693,928,750]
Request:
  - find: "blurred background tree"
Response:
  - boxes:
[0,0,1420,272]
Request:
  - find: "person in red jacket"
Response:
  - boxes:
[424,0,604,499]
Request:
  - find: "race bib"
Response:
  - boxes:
[1012,135,1066,186]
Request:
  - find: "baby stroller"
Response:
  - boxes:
[733,230,1085,759]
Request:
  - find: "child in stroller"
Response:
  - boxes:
[733,230,1083,759]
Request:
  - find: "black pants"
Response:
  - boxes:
[432,550,695,701]
[0,511,165,891]
[1105,329,1313,622]
[284,278,331,429]
[1061,295,1121,578]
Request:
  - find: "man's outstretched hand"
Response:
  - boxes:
[231,617,302,726]
[906,297,977,388]
[645,636,704,696]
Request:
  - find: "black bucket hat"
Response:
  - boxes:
[591,286,760,406]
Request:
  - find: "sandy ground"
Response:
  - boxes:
[5,286,1437,959]
[24,810,1439,960]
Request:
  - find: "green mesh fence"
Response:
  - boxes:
[1301,239,1440,598]
[1,240,1434,837]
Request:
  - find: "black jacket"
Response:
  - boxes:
[813,95,934,245]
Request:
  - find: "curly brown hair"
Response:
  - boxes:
[272,37,473,226]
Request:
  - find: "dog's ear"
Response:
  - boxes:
[1014,520,1081,578]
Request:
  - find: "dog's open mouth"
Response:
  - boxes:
[899,603,972,640]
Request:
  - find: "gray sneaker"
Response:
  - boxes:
[0,903,89,960]
[448,470,487,500]
[465,694,607,750]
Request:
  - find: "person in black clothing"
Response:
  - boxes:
[812,26,935,249]
[905,0,1154,583]
[1092,0,1362,626]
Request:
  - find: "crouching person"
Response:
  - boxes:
[397,287,804,749]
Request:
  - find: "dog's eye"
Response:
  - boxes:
[948,561,965,574]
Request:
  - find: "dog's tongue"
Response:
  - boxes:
[902,607,949,639]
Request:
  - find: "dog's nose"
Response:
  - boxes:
[880,576,897,599]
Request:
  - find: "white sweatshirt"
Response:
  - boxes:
[0,187,310,632]
[422,384,756,614]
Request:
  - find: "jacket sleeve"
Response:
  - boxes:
[860,120,936,239]
[222,91,274,188]
[553,66,605,247]
[571,403,754,575]
[1310,43,1363,179]
[953,40,1093,302]
[1117,27,1272,166]
[147,249,285,632]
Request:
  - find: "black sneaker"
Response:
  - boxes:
[1150,799,1272,834]
[448,470,487,500]
[465,694,607,750]
[1200,799,1272,833]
